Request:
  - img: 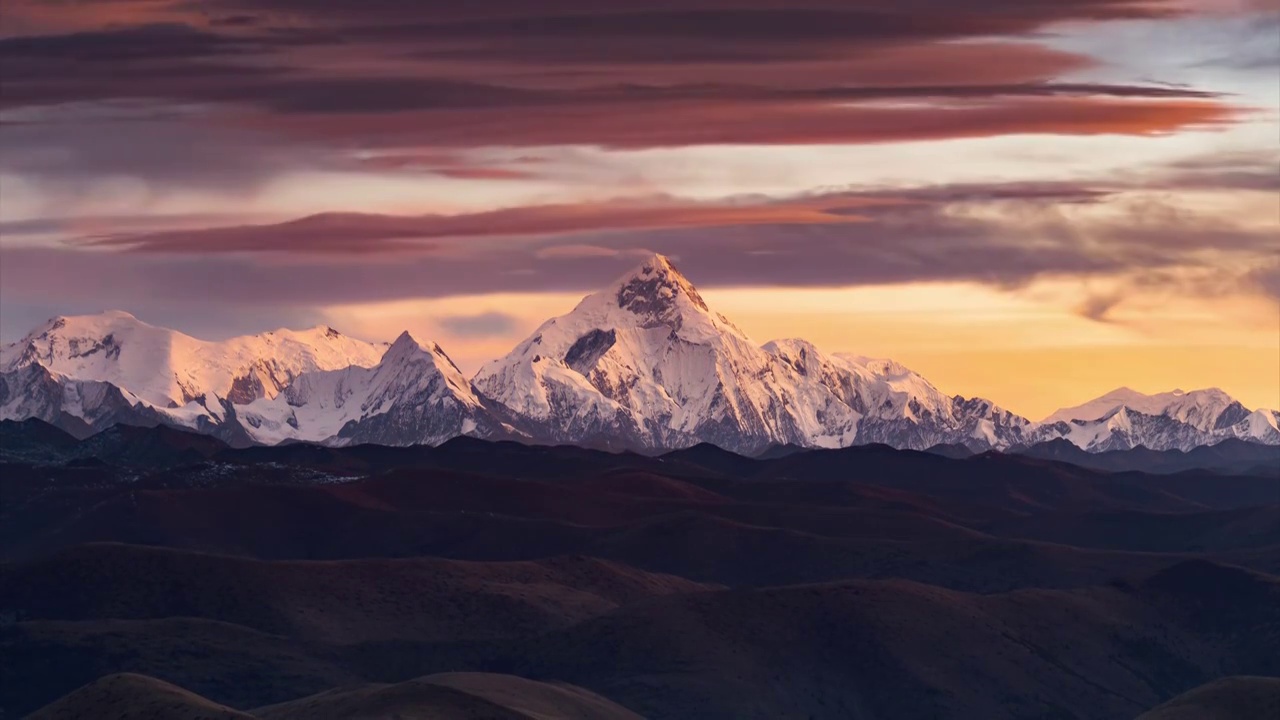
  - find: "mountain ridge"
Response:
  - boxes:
[3,254,1275,454]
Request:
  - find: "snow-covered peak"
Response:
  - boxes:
[3,311,152,368]
[1226,408,1280,444]
[1102,405,1135,430]
[609,253,711,323]
[833,353,915,381]
[4,302,1273,454]
[242,328,486,446]
[473,257,867,450]
[2,311,199,406]
[767,339,964,423]
[553,252,747,345]
[382,331,426,363]
[285,325,349,343]
[283,330,474,411]
[1247,408,1280,432]
[473,254,753,418]
[1043,386,1244,432]
[375,331,470,392]
[1239,407,1280,427]
[0,310,387,409]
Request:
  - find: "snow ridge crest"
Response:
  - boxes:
[2,256,1275,453]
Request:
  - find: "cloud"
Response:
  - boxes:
[0,1,1237,101]
[6,179,1272,318]
[436,312,522,338]
[0,114,314,190]
[0,23,254,62]
[68,174,1277,303]
[3,215,1269,318]
[224,95,1240,153]
[210,15,262,28]
[431,167,540,181]
[1076,293,1125,322]
[1192,11,1280,68]
[0,212,271,239]
[534,245,655,259]
[82,197,881,253]
[1244,260,1280,298]
[201,1,1195,43]
[0,0,1269,383]
[1153,150,1280,191]
[5,66,1240,195]
[0,0,1253,193]
[0,295,327,345]
[0,45,1225,116]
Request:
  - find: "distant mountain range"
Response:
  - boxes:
[4,418,1278,479]
[3,254,1277,454]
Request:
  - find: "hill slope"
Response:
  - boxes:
[256,672,642,720]
[26,673,255,720]
[1136,676,1280,720]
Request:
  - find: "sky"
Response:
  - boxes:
[0,0,1277,419]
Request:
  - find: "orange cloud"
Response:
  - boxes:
[85,197,883,254]
[235,96,1242,150]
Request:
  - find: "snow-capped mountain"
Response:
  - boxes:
[0,362,182,440]
[1228,408,1280,445]
[2,258,1275,454]
[1035,388,1277,451]
[0,312,387,442]
[471,254,1039,453]
[1,311,386,406]
[473,254,862,453]
[234,332,521,446]
[764,339,1034,450]
[1044,387,1251,433]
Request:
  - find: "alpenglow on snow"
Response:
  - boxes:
[3,256,1277,452]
